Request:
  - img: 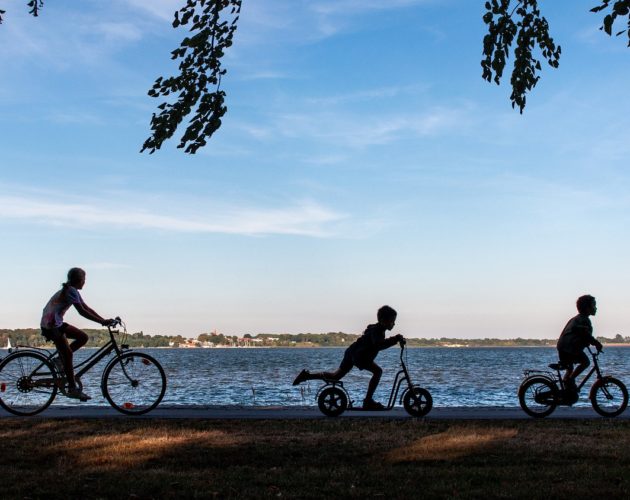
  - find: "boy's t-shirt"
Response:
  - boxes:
[348,323,398,368]
[557,313,593,354]
[41,286,84,329]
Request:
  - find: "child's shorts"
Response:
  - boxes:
[558,349,589,368]
[41,323,70,342]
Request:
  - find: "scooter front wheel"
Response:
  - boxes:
[403,386,432,417]
[317,386,348,417]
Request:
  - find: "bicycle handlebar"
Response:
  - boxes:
[587,345,603,356]
[106,317,123,330]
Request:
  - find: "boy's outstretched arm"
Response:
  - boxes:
[380,334,404,350]
[591,337,603,352]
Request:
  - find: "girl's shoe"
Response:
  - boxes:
[66,387,91,402]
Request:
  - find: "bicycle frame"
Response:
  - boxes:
[74,325,129,381]
[10,323,130,388]
[554,347,603,393]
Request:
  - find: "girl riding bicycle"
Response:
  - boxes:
[40,267,116,401]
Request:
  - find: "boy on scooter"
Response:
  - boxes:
[557,294,603,393]
[292,305,403,410]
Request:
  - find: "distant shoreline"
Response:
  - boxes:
[5,344,628,350]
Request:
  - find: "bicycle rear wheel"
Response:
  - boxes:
[518,377,557,418]
[102,352,166,415]
[0,351,58,416]
[591,377,628,417]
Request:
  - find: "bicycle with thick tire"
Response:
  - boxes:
[0,318,166,416]
[518,346,628,418]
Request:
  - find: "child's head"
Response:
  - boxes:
[377,305,397,329]
[576,295,596,315]
[66,267,86,289]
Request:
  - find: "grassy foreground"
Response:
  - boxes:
[1,418,629,498]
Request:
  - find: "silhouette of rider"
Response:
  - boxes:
[292,305,403,410]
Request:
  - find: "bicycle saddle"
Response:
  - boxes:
[548,362,569,371]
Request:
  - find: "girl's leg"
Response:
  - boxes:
[52,335,77,388]
[62,324,89,352]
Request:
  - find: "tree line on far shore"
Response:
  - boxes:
[1,329,629,349]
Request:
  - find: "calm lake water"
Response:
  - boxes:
[3,346,629,408]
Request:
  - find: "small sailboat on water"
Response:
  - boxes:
[5,337,11,349]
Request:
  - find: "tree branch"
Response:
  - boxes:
[481,0,561,113]
[141,0,242,154]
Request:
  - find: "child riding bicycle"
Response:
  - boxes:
[292,305,403,410]
[40,267,116,401]
[557,294,603,393]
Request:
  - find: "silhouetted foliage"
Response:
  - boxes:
[141,0,242,154]
[1,1,628,150]
[591,0,630,45]
[481,0,561,113]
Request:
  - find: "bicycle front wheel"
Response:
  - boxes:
[591,377,628,417]
[0,351,58,416]
[102,352,166,415]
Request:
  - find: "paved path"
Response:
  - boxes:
[1,405,626,419]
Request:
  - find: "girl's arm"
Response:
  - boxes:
[73,302,109,326]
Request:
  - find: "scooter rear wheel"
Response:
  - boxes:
[403,386,432,417]
[317,386,348,417]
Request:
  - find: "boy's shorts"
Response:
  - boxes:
[41,323,69,342]
[558,349,588,368]
[340,347,371,371]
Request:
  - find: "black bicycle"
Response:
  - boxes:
[316,340,433,417]
[519,347,628,418]
[0,318,166,416]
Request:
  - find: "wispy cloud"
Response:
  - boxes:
[235,0,433,47]
[87,262,132,270]
[44,111,105,125]
[256,105,470,148]
[305,85,429,106]
[123,0,179,22]
[310,0,432,16]
[91,22,143,42]
[238,70,291,81]
[0,193,346,238]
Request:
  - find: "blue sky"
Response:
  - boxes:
[1,0,629,339]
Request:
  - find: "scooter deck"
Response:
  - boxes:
[346,406,394,412]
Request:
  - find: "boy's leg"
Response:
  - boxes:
[293,356,353,385]
[363,362,383,403]
[569,352,590,381]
